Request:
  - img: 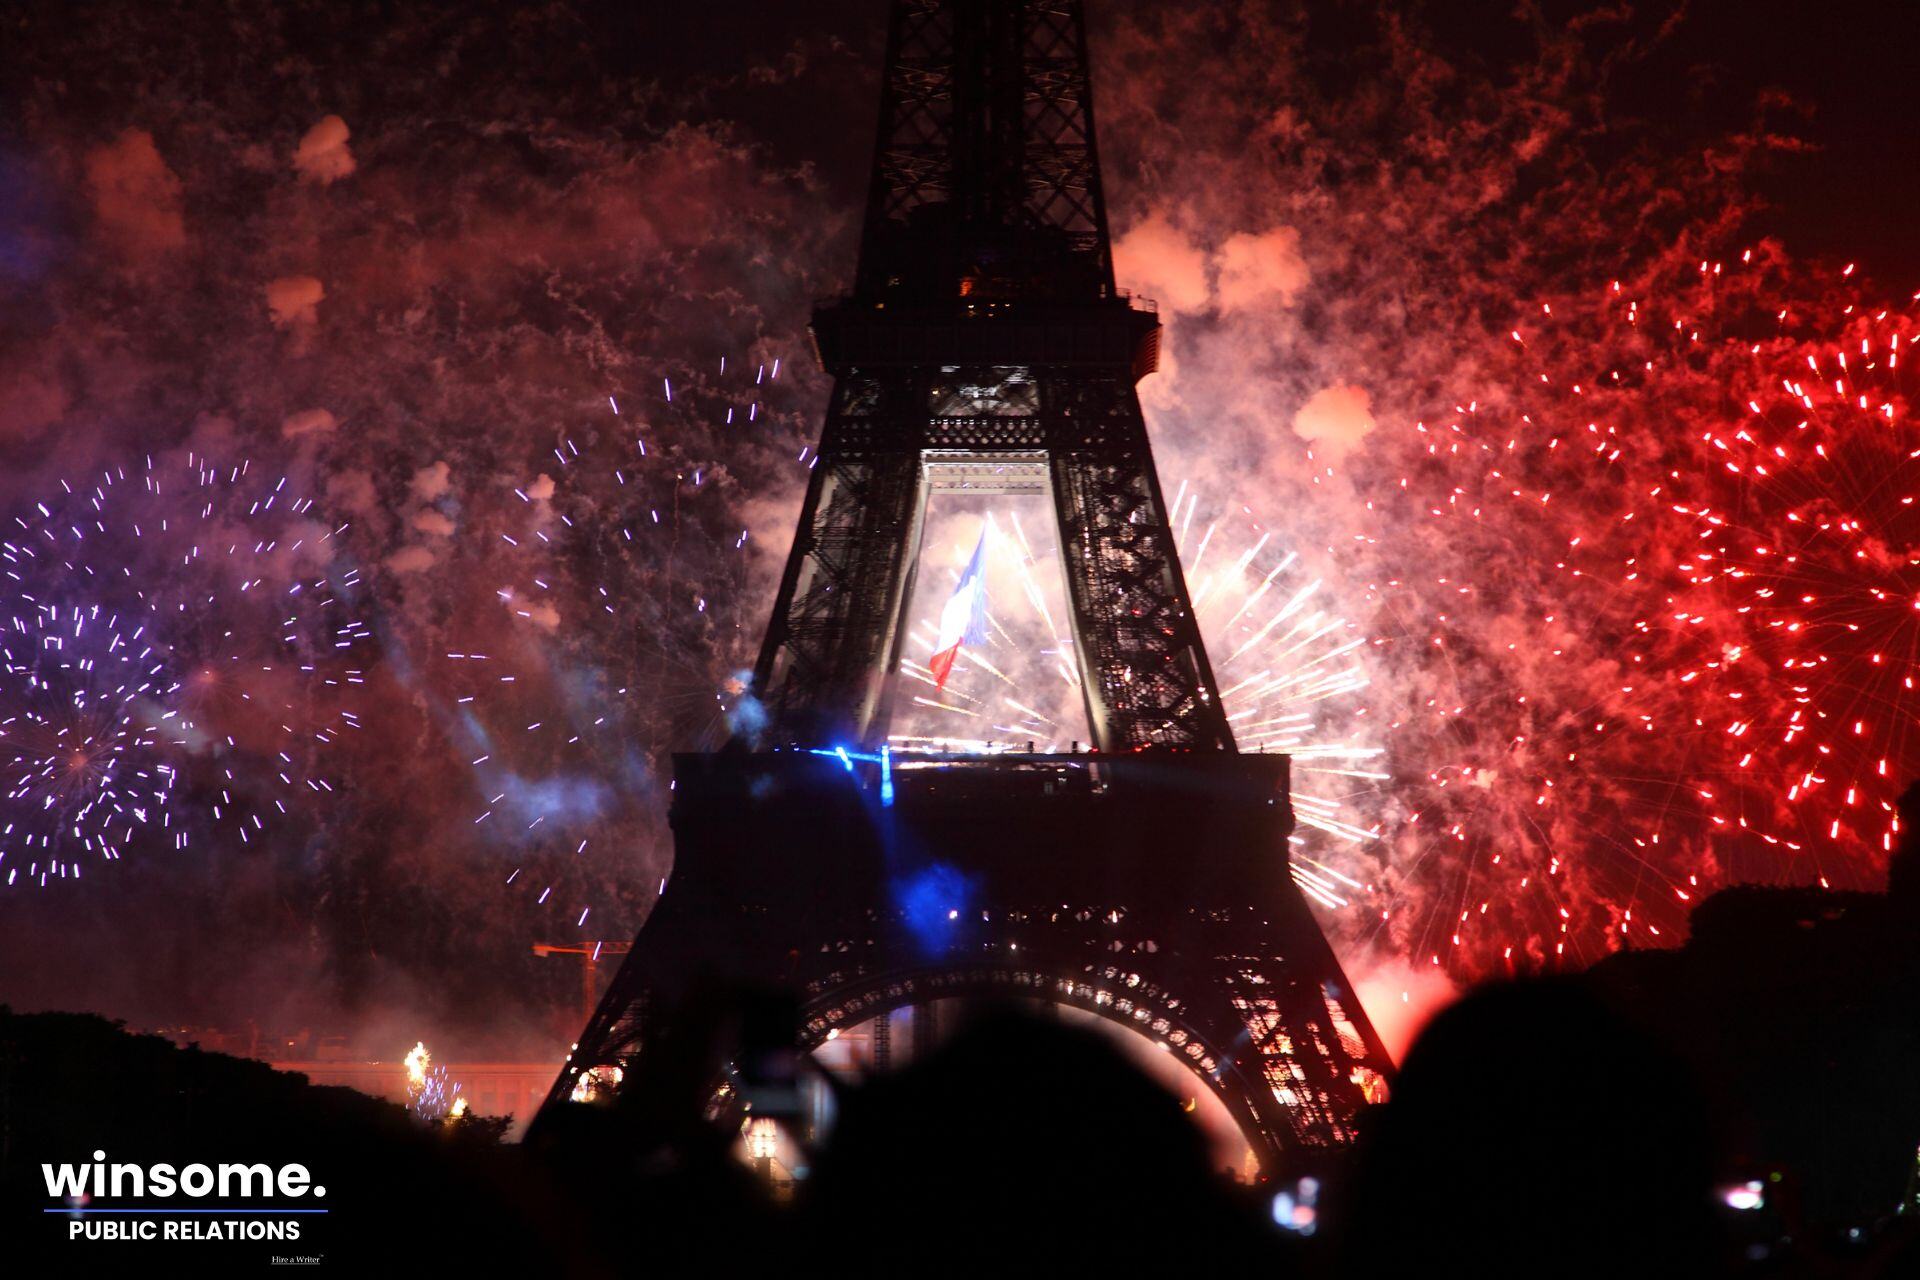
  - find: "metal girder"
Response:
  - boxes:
[1050,447,1232,750]
[858,0,1114,303]
[754,449,924,745]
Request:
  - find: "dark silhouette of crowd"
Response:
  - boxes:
[7,972,1920,1276]
[9,790,1920,1274]
[527,983,1919,1278]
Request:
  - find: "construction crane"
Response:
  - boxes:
[532,940,631,1028]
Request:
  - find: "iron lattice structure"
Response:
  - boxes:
[534,0,1394,1168]
[760,0,1224,750]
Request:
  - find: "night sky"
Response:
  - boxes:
[2,0,1915,1056]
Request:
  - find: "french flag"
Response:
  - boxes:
[929,525,990,691]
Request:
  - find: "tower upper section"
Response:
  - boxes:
[858,0,1113,303]
[813,0,1158,380]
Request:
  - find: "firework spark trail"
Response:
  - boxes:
[1168,493,1388,910]
[1662,261,1920,866]
[439,352,796,928]
[0,453,366,886]
[885,488,1390,909]
[1319,246,1920,976]
[0,602,176,885]
[1079,2,1877,993]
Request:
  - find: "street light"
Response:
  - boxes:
[746,1117,780,1180]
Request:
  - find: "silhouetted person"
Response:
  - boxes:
[1888,780,1920,903]
[525,982,790,1273]
[799,1004,1279,1273]
[1339,979,1722,1279]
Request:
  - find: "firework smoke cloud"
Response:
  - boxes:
[0,0,1913,1050]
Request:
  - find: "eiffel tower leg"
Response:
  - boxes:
[534,752,1395,1169]
[783,957,1373,1174]
[1045,380,1233,751]
[754,443,925,747]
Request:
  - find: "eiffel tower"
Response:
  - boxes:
[534,0,1393,1169]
